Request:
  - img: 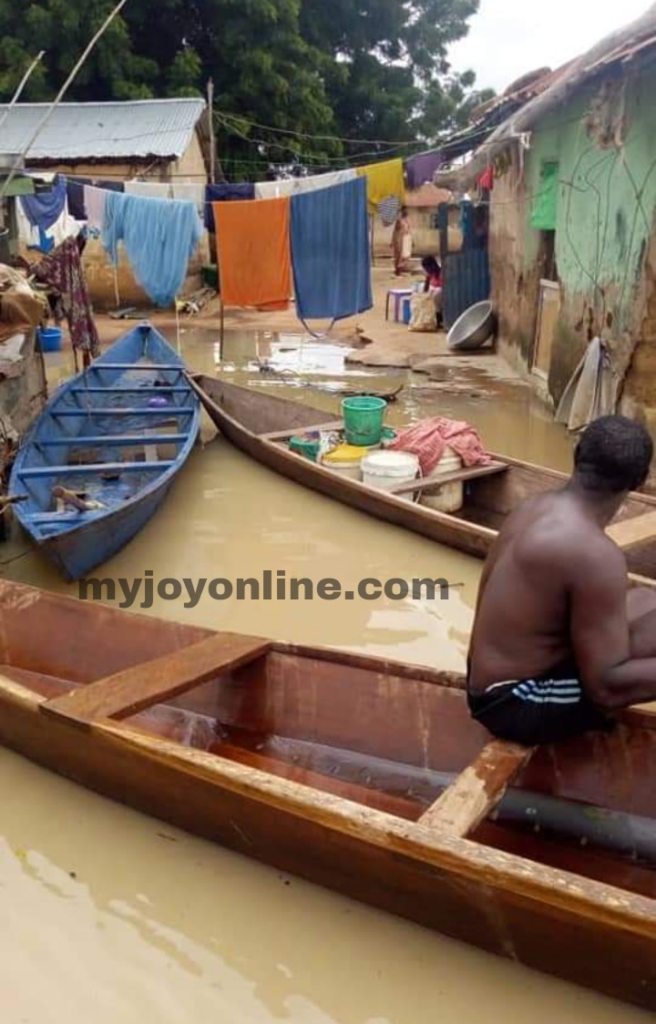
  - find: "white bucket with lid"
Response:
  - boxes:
[420,447,464,513]
[361,450,420,500]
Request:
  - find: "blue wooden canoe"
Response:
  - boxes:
[9,322,200,580]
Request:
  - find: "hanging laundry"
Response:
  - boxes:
[66,178,91,221]
[30,236,100,360]
[378,195,401,226]
[254,168,356,201]
[290,176,372,324]
[356,158,404,211]
[83,186,108,232]
[405,151,443,190]
[125,181,173,200]
[102,192,203,308]
[94,179,124,193]
[478,165,494,192]
[214,196,291,310]
[389,418,491,476]
[204,183,256,231]
[20,176,67,232]
[17,198,83,253]
[171,182,205,218]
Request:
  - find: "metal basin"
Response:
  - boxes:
[447,301,495,351]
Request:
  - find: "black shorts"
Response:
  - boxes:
[467,660,613,746]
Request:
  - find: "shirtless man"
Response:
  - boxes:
[468,415,656,746]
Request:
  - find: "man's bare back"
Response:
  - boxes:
[467,416,656,746]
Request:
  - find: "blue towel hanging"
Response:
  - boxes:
[290,176,372,324]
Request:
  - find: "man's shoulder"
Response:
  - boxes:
[515,516,619,572]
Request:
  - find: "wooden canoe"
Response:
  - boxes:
[9,323,200,581]
[1,579,655,1008]
[191,377,656,579]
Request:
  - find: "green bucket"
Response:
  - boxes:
[342,396,388,447]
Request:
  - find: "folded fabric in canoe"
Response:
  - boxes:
[389,417,491,476]
[205,183,256,230]
[290,177,372,323]
[102,192,203,307]
[214,196,291,311]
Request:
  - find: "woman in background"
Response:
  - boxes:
[391,207,412,275]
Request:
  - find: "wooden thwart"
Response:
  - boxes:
[390,460,508,497]
[607,510,656,552]
[417,739,534,837]
[260,420,343,442]
[41,633,271,728]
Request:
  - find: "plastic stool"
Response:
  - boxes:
[385,288,412,322]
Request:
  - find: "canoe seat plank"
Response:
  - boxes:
[19,461,173,478]
[417,739,535,837]
[52,407,196,418]
[41,633,271,729]
[36,434,189,448]
[260,420,343,442]
[88,363,184,371]
[70,386,189,394]
[389,460,508,497]
[607,510,656,551]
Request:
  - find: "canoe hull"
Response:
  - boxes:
[193,377,656,578]
[10,323,200,580]
[38,471,180,580]
[0,580,654,1010]
[2,680,655,1011]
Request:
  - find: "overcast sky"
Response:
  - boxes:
[449,0,652,92]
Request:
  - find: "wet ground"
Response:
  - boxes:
[2,319,644,1024]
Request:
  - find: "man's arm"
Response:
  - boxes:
[570,542,656,708]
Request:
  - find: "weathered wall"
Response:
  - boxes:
[489,148,540,375]
[491,67,656,408]
[0,331,47,437]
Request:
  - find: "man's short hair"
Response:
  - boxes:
[574,415,653,494]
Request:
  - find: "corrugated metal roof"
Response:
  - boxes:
[0,98,206,162]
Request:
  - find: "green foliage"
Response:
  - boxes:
[0,0,493,176]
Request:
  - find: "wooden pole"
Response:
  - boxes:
[207,78,216,186]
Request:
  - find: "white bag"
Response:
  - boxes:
[408,292,437,332]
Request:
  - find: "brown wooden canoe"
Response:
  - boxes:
[191,376,656,579]
[1,579,655,1009]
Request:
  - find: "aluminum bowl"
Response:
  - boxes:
[447,301,495,351]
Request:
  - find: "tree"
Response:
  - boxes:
[0,0,491,176]
[299,0,492,151]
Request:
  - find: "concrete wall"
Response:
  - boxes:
[491,68,656,410]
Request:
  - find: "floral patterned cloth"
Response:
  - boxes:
[31,237,100,357]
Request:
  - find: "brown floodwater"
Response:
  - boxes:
[4,327,646,1022]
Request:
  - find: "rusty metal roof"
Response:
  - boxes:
[0,98,206,163]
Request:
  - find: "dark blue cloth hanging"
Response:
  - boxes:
[290,176,372,323]
[21,175,67,231]
[205,183,256,230]
[66,178,90,220]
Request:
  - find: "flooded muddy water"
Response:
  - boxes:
[3,328,640,1023]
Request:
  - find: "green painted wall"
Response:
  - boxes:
[521,67,656,398]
